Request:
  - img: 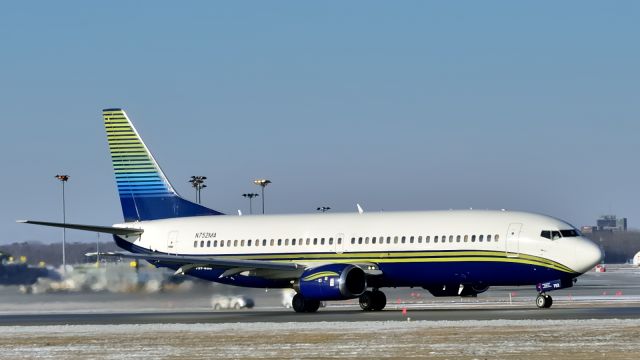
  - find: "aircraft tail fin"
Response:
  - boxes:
[103,108,224,222]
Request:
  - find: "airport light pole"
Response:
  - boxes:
[253,179,272,214]
[317,206,331,213]
[242,193,259,214]
[55,174,69,273]
[189,176,207,204]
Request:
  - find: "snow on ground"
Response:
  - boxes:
[2,319,640,359]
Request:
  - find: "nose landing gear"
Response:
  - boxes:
[536,293,553,308]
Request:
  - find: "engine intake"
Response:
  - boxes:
[296,264,366,301]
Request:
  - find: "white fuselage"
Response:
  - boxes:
[118,209,601,274]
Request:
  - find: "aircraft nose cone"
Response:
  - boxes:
[578,238,603,273]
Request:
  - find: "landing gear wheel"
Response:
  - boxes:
[292,294,320,313]
[359,291,375,311]
[372,290,387,311]
[536,294,553,309]
[304,299,321,313]
[292,294,306,313]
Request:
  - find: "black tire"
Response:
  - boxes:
[372,290,387,311]
[292,294,306,313]
[544,295,553,308]
[359,291,375,311]
[304,299,321,313]
[536,294,548,309]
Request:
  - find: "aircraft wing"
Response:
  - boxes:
[87,251,301,277]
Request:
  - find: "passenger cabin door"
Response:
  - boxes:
[505,223,521,257]
[167,231,179,255]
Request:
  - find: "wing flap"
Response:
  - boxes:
[87,251,300,272]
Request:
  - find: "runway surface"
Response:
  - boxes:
[2,303,640,326]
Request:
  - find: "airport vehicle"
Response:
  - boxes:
[0,252,59,286]
[20,109,603,312]
[211,295,255,310]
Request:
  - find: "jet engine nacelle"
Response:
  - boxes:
[424,284,490,297]
[296,264,367,301]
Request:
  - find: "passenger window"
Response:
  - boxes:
[426,236,430,243]
[270,239,274,246]
[471,235,476,242]
[207,240,211,247]
[285,239,289,246]
[449,235,453,243]
[387,236,391,244]
[410,236,414,244]
[213,240,218,247]
[358,237,363,244]
[486,235,491,242]
[321,238,325,245]
[372,237,376,244]
[262,239,267,246]
[306,238,311,245]
[313,238,318,245]
[194,241,197,247]
[495,234,499,241]
[329,237,333,245]
[241,240,245,247]
[220,240,225,247]
[479,235,483,242]
[456,235,461,243]
[200,241,205,247]
[401,236,406,244]
[277,239,282,246]
[365,237,369,244]
[464,235,468,242]
[338,238,342,245]
[351,237,356,244]
[418,236,422,243]
[247,240,252,246]
[292,238,296,246]
[434,236,438,243]
[394,236,399,244]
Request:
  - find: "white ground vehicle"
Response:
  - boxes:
[633,252,640,267]
[211,295,255,310]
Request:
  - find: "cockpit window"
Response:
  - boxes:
[541,229,581,240]
[560,229,580,237]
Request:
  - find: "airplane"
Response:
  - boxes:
[20,108,603,312]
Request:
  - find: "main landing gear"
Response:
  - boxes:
[536,293,553,309]
[292,293,321,313]
[359,289,387,311]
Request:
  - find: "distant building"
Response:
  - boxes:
[596,215,627,232]
[580,226,596,234]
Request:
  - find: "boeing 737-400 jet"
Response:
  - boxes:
[20,109,603,312]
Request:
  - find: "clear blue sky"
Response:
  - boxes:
[1,1,638,244]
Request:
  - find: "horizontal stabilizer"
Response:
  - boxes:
[17,220,143,236]
[86,251,300,272]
